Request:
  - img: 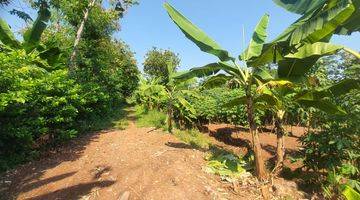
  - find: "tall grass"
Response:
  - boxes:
[135,105,167,129]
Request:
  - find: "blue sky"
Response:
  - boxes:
[1,0,359,71]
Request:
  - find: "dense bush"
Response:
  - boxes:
[0,45,138,171]
[189,87,266,126]
[298,53,360,197]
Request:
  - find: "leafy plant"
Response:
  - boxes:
[135,61,197,132]
[343,185,360,200]
[204,148,248,181]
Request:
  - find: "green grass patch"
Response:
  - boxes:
[77,105,129,133]
[173,129,211,150]
[135,106,167,129]
[113,118,129,130]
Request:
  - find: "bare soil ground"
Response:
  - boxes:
[0,113,263,200]
[0,109,309,200]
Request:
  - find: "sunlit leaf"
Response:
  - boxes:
[164,3,233,62]
[240,14,269,62]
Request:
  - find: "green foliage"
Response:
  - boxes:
[135,106,167,129]
[272,0,360,35]
[0,18,20,48]
[0,47,137,171]
[249,0,360,78]
[0,0,139,171]
[204,148,248,181]
[164,3,233,62]
[343,185,360,200]
[240,14,269,61]
[23,1,51,51]
[143,47,181,84]
[173,129,211,150]
[296,53,360,197]
[278,42,347,78]
[189,88,248,125]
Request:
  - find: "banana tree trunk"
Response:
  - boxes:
[167,101,173,133]
[275,116,285,169]
[246,94,267,181]
[69,0,97,73]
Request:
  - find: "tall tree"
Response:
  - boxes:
[68,0,97,72]
[143,47,181,84]
[64,0,138,73]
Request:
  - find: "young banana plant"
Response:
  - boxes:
[136,76,168,110]
[137,62,197,133]
[164,61,197,133]
[164,2,271,180]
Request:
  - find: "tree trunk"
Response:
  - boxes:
[167,101,173,133]
[275,117,285,170]
[246,95,267,181]
[69,0,97,73]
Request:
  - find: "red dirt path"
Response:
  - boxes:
[1,116,263,200]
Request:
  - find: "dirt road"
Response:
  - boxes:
[0,114,260,200]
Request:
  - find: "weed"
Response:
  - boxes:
[173,129,211,150]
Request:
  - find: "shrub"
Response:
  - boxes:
[189,87,267,126]
[0,49,137,171]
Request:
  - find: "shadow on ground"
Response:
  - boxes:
[28,180,116,200]
[209,127,252,150]
[0,106,130,199]
[205,124,321,195]
[165,142,208,152]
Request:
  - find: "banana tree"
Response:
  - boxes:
[136,62,197,133]
[135,77,168,110]
[0,1,60,65]
[164,2,272,180]
[164,2,359,180]
[164,62,197,133]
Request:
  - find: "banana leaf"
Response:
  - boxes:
[240,14,269,61]
[0,18,20,48]
[164,3,233,62]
